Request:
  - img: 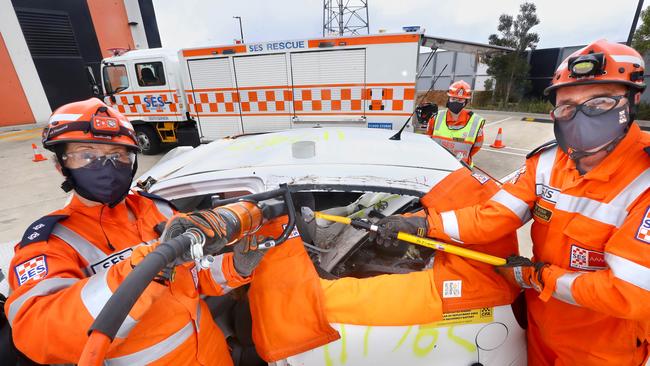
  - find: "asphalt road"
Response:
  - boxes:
[0,112,554,294]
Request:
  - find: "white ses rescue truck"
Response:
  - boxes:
[100,32,509,154]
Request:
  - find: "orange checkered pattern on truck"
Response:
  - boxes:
[186,83,415,116]
[105,89,183,118]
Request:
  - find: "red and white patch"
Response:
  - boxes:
[569,245,607,271]
[471,172,489,185]
[15,255,48,286]
[635,207,650,244]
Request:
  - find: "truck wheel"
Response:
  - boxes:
[135,125,162,155]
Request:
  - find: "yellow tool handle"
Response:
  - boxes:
[314,211,506,266]
[396,232,506,266]
[314,212,352,225]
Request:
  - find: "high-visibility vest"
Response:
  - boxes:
[431,110,484,165]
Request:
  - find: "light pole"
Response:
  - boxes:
[233,16,244,44]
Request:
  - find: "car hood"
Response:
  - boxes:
[138,127,462,199]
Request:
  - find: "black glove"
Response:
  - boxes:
[369,215,428,248]
[161,210,229,263]
[233,235,269,277]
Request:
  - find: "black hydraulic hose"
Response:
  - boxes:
[88,234,195,340]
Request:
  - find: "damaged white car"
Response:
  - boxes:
[137,127,527,366]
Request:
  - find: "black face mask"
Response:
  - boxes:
[67,160,134,207]
[554,104,629,155]
[446,101,465,114]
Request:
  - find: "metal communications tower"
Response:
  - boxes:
[323,0,369,36]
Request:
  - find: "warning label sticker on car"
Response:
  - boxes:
[427,307,494,328]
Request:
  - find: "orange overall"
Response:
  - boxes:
[426,124,650,365]
[5,193,250,365]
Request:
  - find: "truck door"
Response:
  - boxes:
[233,53,291,133]
[186,57,243,139]
[131,60,181,122]
[289,49,366,125]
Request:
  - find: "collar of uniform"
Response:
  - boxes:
[67,193,134,224]
[581,123,642,182]
[445,109,470,127]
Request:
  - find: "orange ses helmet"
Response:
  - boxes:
[447,80,472,100]
[544,39,646,103]
[42,98,140,152]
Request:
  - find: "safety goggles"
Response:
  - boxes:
[62,150,135,169]
[551,95,627,122]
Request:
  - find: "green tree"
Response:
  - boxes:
[485,2,540,105]
[632,7,650,55]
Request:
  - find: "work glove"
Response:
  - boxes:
[369,215,428,248]
[130,243,175,283]
[233,235,269,277]
[495,255,548,291]
[161,210,230,263]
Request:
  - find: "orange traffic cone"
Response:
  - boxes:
[490,128,506,149]
[31,143,48,162]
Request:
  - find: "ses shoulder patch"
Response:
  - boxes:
[635,206,650,244]
[20,215,69,247]
[15,255,48,286]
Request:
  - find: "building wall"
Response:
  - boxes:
[87,0,136,58]
[0,33,34,126]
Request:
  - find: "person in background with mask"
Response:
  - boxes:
[426,80,485,166]
[374,40,650,365]
[3,98,267,365]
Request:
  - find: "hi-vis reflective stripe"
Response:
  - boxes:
[80,269,138,338]
[7,277,79,325]
[105,321,194,366]
[490,190,532,223]
[153,200,174,219]
[555,168,650,227]
[535,146,557,188]
[553,272,582,306]
[52,225,107,275]
[209,255,233,293]
[440,211,462,243]
[611,55,645,68]
[606,253,650,291]
[52,224,158,275]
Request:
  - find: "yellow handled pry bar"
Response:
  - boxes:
[313,211,506,266]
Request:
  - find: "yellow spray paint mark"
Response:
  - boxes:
[412,326,439,357]
[392,325,412,352]
[337,131,345,140]
[363,326,372,357]
[323,131,330,141]
[324,344,334,366]
[340,324,348,363]
[447,326,476,353]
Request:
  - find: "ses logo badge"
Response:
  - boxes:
[635,206,650,244]
[15,255,48,286]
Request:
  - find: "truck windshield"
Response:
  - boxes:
[103,65,129,94]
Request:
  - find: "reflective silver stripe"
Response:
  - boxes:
[490,190,532,223]
[513,267,532,289]
[7,278,78,325]
[195,302,202,332]
[466,114,481,138]
[440,211,462,243]
[105,321,194,366]
[433,112,445,132]
[553,272,582,306]
[606,253,650,291]
[535,146,557,186]
[52,225,107,273]
[154,200,174,219]
[611,54,645,67]
[80,270,138,338]
[209,255,233,293]
[554,169,650,227]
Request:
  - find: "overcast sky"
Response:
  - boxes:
[152,0,645,50]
